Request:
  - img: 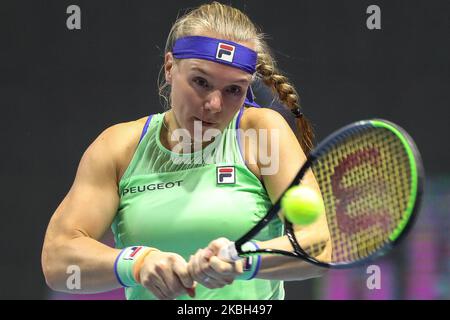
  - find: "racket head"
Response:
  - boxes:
[233,119,424,268]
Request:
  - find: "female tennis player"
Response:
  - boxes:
[41,2,330,300]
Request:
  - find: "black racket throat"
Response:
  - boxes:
[235,157,315,248]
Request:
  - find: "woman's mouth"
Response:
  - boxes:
[194,117,217,127]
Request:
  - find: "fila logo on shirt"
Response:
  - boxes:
[217,166,236,185]
[216,43,235,63]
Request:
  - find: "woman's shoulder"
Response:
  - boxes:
[102,116,149,148]
[238,107,281,181]
[239,106,285,131]
[100,115,151,183]
[238,106,295,181]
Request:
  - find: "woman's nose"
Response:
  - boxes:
[204,90,223,113]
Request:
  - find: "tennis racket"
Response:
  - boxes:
[218,119,424,268]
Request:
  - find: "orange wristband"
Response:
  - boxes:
[132,248,159,284]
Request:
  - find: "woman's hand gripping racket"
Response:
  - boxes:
[218,119,424,268]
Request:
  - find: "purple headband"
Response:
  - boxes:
[172,35,260,107]
[173,36,257,74]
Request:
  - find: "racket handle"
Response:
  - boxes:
[218,242,241,262]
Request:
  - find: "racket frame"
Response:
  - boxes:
[231,119,424,269]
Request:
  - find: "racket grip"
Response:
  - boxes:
[218,242,241,262]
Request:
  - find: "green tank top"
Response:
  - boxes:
[111,108,284,300]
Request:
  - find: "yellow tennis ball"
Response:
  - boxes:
[281,186,323,225]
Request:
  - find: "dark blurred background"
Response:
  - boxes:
[1,0,449,299]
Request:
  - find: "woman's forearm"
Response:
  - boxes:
[253,231,330,281]
[42,236,121,294]
[256,254,327,281]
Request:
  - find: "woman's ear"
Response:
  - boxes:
[165,52,174,84]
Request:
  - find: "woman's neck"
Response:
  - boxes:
[160,110,216,154]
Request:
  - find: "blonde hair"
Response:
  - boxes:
[158,1,314,155]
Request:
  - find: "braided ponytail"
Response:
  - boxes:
[256,49,315,156]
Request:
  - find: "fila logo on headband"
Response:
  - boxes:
[217,166,236,185]
[216,43,235,63]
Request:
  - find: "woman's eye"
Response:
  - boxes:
[228,86,242,96]
[194,77,209,88]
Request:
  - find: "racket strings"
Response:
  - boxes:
[311,126,413,263]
